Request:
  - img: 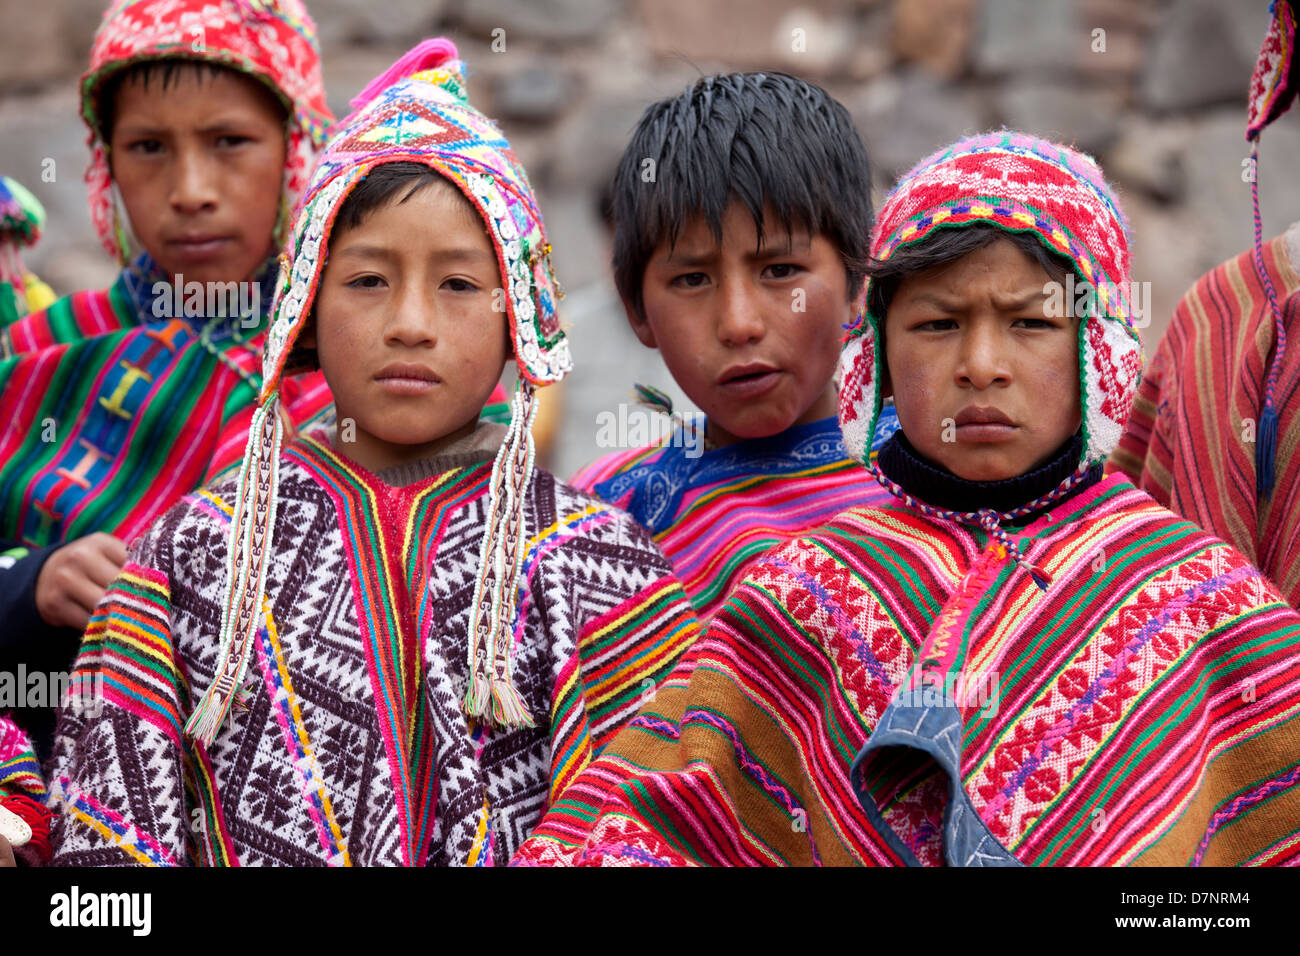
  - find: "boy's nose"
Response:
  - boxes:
[955,322,1011,389]
[715,279,766,346]
[384,290,438,348]
[168,148,220,214]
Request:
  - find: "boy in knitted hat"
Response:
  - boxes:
[42,39,699,867]
[569,74,899,622]
[515,132,1300,867]
[1111,0,1300,607]
[0,0,335,761]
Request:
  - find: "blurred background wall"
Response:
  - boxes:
[2,0,1298,476]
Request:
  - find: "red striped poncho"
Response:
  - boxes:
[1110,227,1300,607]
[571,411,899,620]
[0,266,333,548]
[514,475,1300,866]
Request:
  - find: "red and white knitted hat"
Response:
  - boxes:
[80,0,333,263]
[840,131,1140,472]
[838,131,1140,590]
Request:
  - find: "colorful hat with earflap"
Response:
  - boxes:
[0,176,56,323]
[184,38,573,747]
[1245,0,1298,499]
[839,131,1141,592]
[80,0,333,264]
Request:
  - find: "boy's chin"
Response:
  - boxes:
[148,243,272,286]
[707,398,819,443]
[939,449,1043,483]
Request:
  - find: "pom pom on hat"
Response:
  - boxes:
[349,37,462,112]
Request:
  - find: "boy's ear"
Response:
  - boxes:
[621,292,657,349]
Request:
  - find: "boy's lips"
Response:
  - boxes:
[374,362,442,394]
[954,405,1018,442]
[716,361,782,399]
[166,235,234,262]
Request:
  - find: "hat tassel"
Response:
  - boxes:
[463,381,538,729]
[184,399,284,747]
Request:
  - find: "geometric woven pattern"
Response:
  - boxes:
[515,475,1300,866]
[45,433,699,866]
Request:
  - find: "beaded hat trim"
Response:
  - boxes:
[185,38,569,746]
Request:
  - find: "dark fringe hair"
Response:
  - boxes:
[610,71,874,319]
[98,59,287,140]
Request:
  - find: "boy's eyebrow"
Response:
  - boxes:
[659,232,814,267]
[990,288,1051,310]
[660,248,718,268]
[906,288,1050,311]
[751,231,813,256]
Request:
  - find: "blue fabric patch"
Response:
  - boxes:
[595,407,900,534]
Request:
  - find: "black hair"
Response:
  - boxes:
[332,161,463,235]
[610,71,874,320]
[98,59,288,141]
[865,224,1076,328]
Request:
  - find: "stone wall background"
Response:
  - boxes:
[2,0,1298,476]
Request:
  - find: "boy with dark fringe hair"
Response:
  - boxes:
[570,72,900,622]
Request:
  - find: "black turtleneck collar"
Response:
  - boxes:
[876,429,1102,524]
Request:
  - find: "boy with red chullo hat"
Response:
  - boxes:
[0,0,338,768]
[516,132,1300,867]
[0,0,340,864]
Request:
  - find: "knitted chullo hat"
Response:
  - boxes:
[1245,0,1298,499]
[0,176,55,321]
[839,131,1141,592]
[81,0,333,264]
[184,38,572,746]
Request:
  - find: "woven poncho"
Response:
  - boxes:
[1110,0,1300,604]
[572,409,900,620]
[42,426,699,866]
[513,132,1300,867]
[0,257,332,547]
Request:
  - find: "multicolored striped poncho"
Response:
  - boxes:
[0,255,333,548]
[1110,226,1300,607]
[570,409,900,620]
[44,426,700,866]
[514,474,1300,866]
